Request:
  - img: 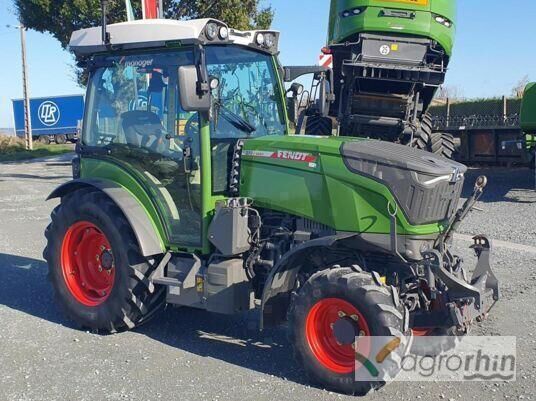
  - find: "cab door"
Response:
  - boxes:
[82,51,203,247]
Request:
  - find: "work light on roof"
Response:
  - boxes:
[206,22,219,40]
[264,33,276,48]
[219,26,229,40]
[256,33,265,46]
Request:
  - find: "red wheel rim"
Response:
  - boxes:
[305,298,371,374]
[412,328,435,337]
[61,221,115,307]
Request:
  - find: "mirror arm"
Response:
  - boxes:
[195,44,209,96]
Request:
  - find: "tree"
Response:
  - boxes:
[511,75,530,98]
[13,0,273,83]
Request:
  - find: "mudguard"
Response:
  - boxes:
[47,178,164,257]
[260,233,357,329]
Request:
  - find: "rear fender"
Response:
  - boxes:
[47,179,165,257]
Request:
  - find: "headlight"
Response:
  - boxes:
[219,26,229,40]
[256,33,265,46]
[206,23,218,40]
[434,15,453,28]
[265,33,276,48]
[341,7,365,17]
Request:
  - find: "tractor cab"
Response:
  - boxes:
[71,19,292,250]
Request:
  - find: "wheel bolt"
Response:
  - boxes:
[101,291,106,296]
[330,323,335,330]
[350,314,359,322]
[359,330,366,337]
[98,267,103,272]
[338,311,346,318]
[96,255,99,261]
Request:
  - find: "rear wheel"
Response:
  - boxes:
[288,267,410,395]
[430,132,456,159]
[44,189,165,332]
[55,134,67,145]
[38,135,51,145]
[407,113,433,151]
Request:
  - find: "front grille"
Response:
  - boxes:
[341,140,467,225]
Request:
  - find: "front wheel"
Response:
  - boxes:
[44,189,165,332]
[288,267,410,395]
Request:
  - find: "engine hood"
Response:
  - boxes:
[238,135,465,234]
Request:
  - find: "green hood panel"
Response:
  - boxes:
[521,83,536,133]
[239,135,443,236]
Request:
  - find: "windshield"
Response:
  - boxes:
[206,46,287,139]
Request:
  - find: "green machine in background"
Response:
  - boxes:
[520,83,536,169]
[327,0,457,157]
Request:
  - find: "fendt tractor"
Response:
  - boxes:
[326,0,457,158]
[520,83,536,170]
[44,15,499,395]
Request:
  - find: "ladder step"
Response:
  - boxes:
[152,277,183,287]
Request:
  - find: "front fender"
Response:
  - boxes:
[47,179,165,257]
[260,233,357,329]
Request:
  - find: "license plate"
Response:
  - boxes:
[382,0,429,6]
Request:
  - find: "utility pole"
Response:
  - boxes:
[8,23,33,150]
[20,25,33,150]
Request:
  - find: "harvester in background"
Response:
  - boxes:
[326,0,457,158]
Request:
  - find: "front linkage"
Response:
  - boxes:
[408,176,500,333]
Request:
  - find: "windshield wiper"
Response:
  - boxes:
[214,100,256,135]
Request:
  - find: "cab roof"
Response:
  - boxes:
[69,18,280,56]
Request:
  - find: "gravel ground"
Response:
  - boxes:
[0,156,535,401]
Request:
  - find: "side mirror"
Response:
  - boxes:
[178,65,211,112]
[287,82,304,98]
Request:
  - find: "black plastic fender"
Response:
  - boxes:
[47,178,164,257]
[260,233,358,329]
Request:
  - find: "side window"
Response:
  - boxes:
[85,64,181,158]
[83,52,203,247]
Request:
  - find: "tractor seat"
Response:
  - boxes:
[121,110,165,148]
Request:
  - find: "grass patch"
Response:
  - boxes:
[0,135,74,162]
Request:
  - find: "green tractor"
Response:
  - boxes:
[520,83,536,169]
[45,16,498,394]
[326,0,456,158]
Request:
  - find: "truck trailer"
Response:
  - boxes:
[12,95,84,144]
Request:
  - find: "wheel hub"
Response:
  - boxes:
[60,221,115,307]
[305,298,371,374]
[332,316,358,346]
[100,250,114,270]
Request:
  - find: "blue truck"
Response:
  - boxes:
[12,95,84,144]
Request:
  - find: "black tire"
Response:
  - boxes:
[408,113,433,151]
[288,267,410,395]
[430,132,456,159]
[55,134,67,145]
[303,115,333,136]
[43,188,165,333]
[38,135,51,145]
[410,327,463,356]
